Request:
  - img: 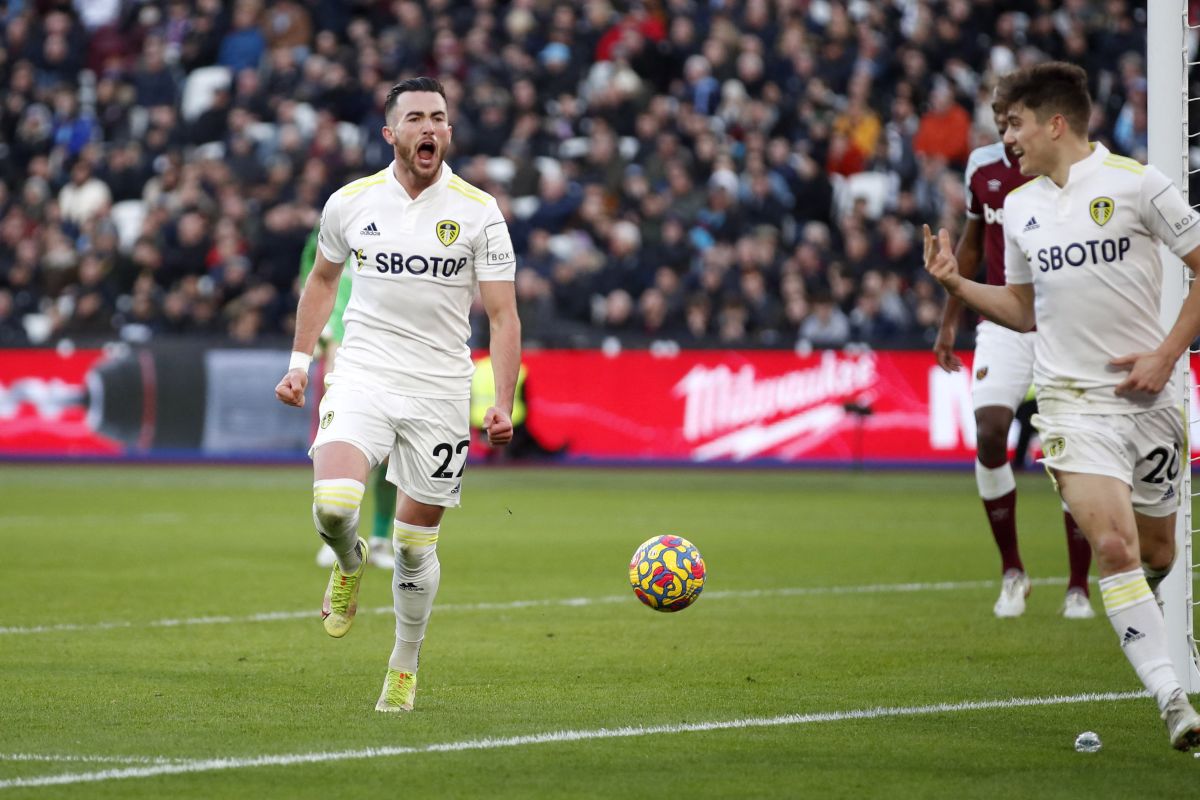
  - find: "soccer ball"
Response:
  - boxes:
[628,535,706,612]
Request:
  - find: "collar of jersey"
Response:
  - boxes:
[385,160,454,203]
[1061,141,1107,187]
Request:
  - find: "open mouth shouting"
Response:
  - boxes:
[415,139,437,169]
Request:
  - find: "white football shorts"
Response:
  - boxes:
[971,320,1036,411]
[309,380,470,508]
[1032,406,1185,517]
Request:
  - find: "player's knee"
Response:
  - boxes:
[975,420,1009,461]
[312,479,365,533]
[1092,534,1138,572]
[1141,539,1175,573]
[313,501,357,535]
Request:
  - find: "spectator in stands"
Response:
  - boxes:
[58,159,111,229]
[801,293,851,349]
[0,1,1153,351]
[913,81,972,167]
[218,1,266,73]
[133,35,180,109]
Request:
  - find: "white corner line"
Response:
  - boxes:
[0,690,1148,790]
[0,577,1074,637]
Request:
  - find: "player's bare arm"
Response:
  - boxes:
[1112,246,1200,397]
[274,249,343,408]
[924,224,1034,333]
[934,217,984,373]
[479,280,521,446]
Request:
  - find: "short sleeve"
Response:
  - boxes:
[1003,205,1032,285]
[964,159,982,220]
[475,202,516,281]
[1140,166,1200,260]
[316,192,349,264]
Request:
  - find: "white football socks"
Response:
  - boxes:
[1099,568,1181,711]
[389,521,441,673]
[312,479,365,574]
[975,460,1016,501]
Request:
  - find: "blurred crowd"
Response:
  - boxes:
[0,0,1162,350]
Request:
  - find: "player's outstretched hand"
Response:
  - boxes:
[482,406,513,447]
[923,224,960,292]
[275,369,308,408]
[933,325,962,373]
[1111,351,1174,397]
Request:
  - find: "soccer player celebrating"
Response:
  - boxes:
[275,77,520,712]
[925,61,1200,751]
[935,83,1093,619]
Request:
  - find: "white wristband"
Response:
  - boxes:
[289,351,312,373]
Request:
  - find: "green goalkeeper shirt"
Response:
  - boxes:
[300,224,354,344]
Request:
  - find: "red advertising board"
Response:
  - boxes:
[518,349,980,464]
[3,347,1199,464]
[0,348,118,455]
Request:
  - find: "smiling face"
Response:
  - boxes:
[383,90,453,186]
[1002,101,1054,176]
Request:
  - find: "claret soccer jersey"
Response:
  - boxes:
[1003,143,1200,414]
[317,163,516,399]
[964,141,1028,286]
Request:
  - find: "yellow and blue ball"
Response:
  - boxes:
[628,535,706,612]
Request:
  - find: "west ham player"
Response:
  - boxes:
[935,85,1093,619]
[276,77,520,712]
[925,61,1200,751]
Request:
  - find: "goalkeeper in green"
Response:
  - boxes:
[300,225,396,570]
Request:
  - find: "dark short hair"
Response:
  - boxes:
[998,61,1091,136]
[384,77,447,122]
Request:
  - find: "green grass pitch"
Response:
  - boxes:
[1,464,1197,798]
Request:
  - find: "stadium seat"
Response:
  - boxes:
[486,157,516,185]
[245,121,277,146]
[291,102,317,139]
[831,171,896,221]
[336,121,363,150]
[193,142,226,160]
[558,137,589,160]
[510,196,540,219]
[109,199,146,253]
[180,66,232,122]
[534,156,562,177]
[21,312,53,345]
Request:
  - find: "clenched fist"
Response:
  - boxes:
[275,369,309,408]
[482,406,513,446]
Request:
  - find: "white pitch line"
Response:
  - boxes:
[0,577,1074,636]
[0,690,1148,790]
[0,754,189,765]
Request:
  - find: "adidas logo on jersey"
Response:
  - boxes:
[1121,627,1145,647]
[1162,485,1176,501]
[361,222,381,236]
[1023,216,1040,232]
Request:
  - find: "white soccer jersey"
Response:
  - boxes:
[317,162,516,399]
[1004,143,1200,414]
